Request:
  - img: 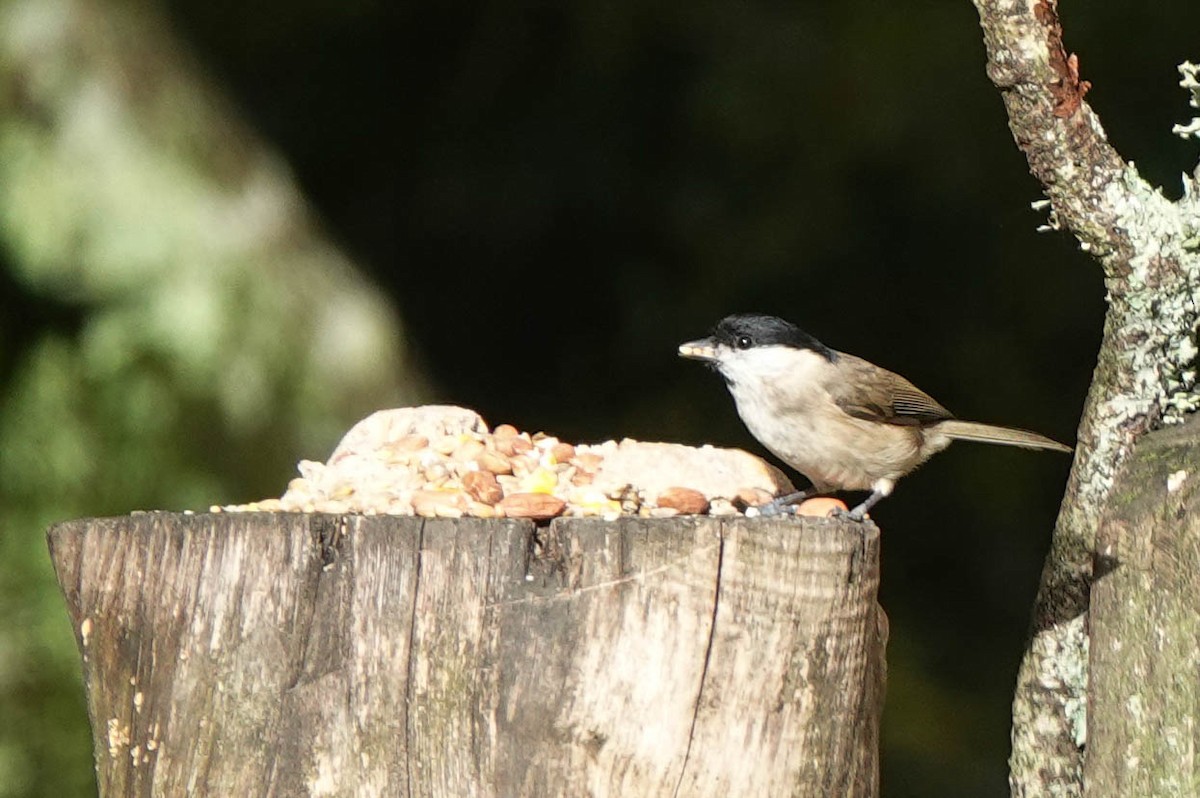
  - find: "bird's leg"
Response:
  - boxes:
[844,491,883,522]
[754,487,820,517]
[837,477,895,522]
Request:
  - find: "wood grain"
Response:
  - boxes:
[48,512,884,797]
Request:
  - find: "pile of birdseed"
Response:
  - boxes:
[214,405,846,520]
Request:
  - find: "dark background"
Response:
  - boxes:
[157,0,1199,793]
[8,0,1200,794]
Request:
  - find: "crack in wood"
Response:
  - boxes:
[283,514,344,692]
[316,515,345,568]
[672,520,726,798]
[403,517,426,798]
[483,542,721,609]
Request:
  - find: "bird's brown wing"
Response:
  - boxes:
[828,353,954,427]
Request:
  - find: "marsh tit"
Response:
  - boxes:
[679,313,1071,520]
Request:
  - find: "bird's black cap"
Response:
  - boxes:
[711,314,835,360]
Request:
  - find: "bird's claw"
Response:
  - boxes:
[830,506,867,523]
[750,500,794,518]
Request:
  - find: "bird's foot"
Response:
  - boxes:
[749,500,795,518]
[834,487,885,523]
[748,489,812,518]
[830,506,868,523]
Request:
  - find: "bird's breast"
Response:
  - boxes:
[730,386,940,491]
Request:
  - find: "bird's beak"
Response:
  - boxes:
[678,337,719,362]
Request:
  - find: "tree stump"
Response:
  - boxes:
[48,512,886,797]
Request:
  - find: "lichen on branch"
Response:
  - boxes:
[1173,61,1200,141]
[973,1,1200,796]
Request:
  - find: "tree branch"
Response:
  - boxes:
[972,0,1200,795]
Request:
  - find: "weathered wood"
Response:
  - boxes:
[1087,419,1200,795]
[48,512,885,797]
[972,1,1200,793]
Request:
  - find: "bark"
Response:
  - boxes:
[1088,417,1200,795]
[48,512,886,798]
[971,1,1200,795]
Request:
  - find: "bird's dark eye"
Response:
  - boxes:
[736,335,753,350]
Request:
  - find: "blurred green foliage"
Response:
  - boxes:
[0,1,421,795]
[2,0,1199,796]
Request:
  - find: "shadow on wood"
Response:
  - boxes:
[48,512,886,797]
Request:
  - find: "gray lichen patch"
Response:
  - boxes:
[1172,61,1200,141]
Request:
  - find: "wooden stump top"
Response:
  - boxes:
[49,512,885,798]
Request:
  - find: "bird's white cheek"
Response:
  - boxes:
[719,347,828,391]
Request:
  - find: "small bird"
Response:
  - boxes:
[679,313,1072,520]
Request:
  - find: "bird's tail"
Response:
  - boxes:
[936,420,1073,453]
